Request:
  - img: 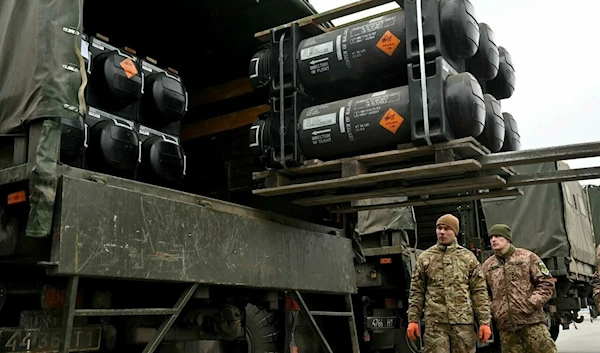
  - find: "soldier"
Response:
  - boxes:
[482,224,557,353]
[406,214,492,353]
[593,244,600,309]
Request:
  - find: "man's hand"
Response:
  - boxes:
[407,322,420,341]
[478,325,492,343]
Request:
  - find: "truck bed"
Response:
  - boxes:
[3,164,356,294]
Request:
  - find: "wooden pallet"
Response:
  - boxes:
[251,137,519,212]
[254,0,401,41]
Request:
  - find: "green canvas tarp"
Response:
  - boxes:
[0,0,85,237]
[481,162,596,277]
[583,184,600,246]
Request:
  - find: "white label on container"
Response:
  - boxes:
[92,42,105,51]
[372,90,387,97]
[300,41,334,61]
[249,57,260,78]
[302,113,337,130]
[80,40,89,60]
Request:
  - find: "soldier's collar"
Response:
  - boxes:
[495,244,515,260]
[436,239,458,251]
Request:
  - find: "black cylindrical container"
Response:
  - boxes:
[476,94,505,152]
[140,137,186,183]
[87,120,140,173]
[298,87,410,159]
[250,0,480,93]
[484,46,515,100]
[139,68,187,129]
[249,48,271,90]
[91,51,143,109]
[249,119,267,157]
[500,112,520,152]
[60,117,86,164]
[438,0,480,59]
[296,72,484,160]
[444,72,486,139]
[296,11,408,92]
[465,23,499,81]
[139,74,186,127]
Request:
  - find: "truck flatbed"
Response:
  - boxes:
[3,163,356,294]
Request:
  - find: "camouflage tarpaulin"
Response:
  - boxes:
[0,0,85,237]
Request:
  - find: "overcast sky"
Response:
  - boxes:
[307,0,600,185]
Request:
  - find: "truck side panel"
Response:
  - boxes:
[48,175,357,294]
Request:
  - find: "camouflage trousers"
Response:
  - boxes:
[423,323,477,353]
[499,323,558,353]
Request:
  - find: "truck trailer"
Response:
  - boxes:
[1,1,599,353]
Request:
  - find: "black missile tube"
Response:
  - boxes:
[500,112,521,152]
[409,57,485,146]
[249,0,480,99]
[466,23,500,81]
[484,46,515,100]
[251,57,487,162]
[476,94,505,152]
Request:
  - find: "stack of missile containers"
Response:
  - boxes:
[59,34,189,187]
[248,0,518,169]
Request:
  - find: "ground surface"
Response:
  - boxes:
[556,309,600,353]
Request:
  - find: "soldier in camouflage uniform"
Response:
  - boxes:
[407,214,492,353]
[482,224,557,353]
[593,244,600,309]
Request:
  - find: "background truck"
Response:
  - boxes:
[339,161,598,353]
[1,0,599,353]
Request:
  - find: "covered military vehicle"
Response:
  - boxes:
[481,161,597,338]
[583,184,600,246]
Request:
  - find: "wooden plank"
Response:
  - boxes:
[181,105,269,140]
[325,7,403,32]
[341,160,368,177]
[330,189,524,214]
[255,0,398,41]
[252,159,482,197]
[188,77,254,107]
[253,160,343,180]
[254,137,486,180]
[293,175,507,207]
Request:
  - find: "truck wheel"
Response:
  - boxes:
[175,304,281,353]
[224,304,282,353]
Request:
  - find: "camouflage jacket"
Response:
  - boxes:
[407,240,491,325]
[482,246,555,332]
[593,244,600,308]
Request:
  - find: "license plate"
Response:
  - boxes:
[367,317,397,329]
[0,327,101,353]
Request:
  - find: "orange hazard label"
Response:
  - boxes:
[120,58,138,78]
[379,108,404,134]
[376,30,401,56]
[7,190,26,205]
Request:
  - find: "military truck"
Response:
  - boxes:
[480,162,598,340]
[1,0,600,353]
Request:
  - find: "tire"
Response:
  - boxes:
[171,304,282,353]
[224,304,282,353]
